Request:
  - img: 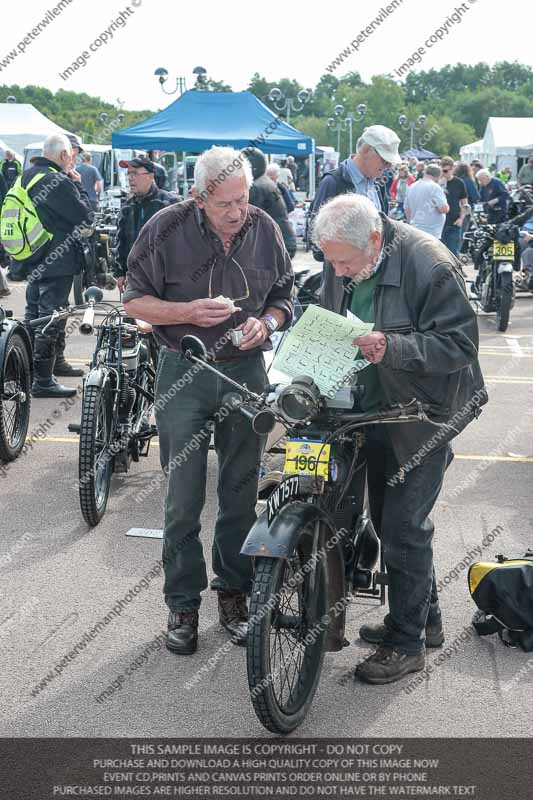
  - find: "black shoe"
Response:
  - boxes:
[218,590,248,646]
[359,620,444,649]
[32,380,77,398]
[355,645,425,685]
[54,359,84,377]
[0,288,11,298]
[166,610,198,655]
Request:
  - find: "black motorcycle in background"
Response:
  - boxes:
[0,305,32,461]
[30,287,159,526]
[466,201,533,331]
[72,210,119,305]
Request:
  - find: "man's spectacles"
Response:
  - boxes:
[127,170,152,177]
[208,257,250,303]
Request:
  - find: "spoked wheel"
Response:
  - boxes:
[496,271,513,332]
[247,523,328,734]
[0,333,31,461]
[79,383,113,526]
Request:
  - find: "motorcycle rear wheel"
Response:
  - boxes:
[496,271,513,332]
[0,333,31,461]
[79,383,113,526]
[247,523,328,734]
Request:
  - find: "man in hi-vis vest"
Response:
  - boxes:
[20,134,93,398]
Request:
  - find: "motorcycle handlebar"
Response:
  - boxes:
[80,307,95,335]
[29,314,54,329]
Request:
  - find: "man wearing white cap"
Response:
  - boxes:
[311,125,401,298]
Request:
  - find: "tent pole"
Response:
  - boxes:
[309,151,315,201]
[182,150,188,198]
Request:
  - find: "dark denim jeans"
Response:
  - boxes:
[24,275,73,365]
[441,224,462,257]
[154,347,267,612]
[364,426,453,655]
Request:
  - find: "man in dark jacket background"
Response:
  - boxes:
[114,157,177,291]
[1,149,22,189]
[21,133,94,398]
[242,147,296,258]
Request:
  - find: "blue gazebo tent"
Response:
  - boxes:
[112,90,314,156]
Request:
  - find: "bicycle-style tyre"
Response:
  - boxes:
[247,523,328,734]
[78,383,113,526]
[496,271,513,332]
[0,333,32,461]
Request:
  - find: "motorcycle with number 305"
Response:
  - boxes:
[181,334,440,735]
[29,287,159,526]
[466,200,533,331]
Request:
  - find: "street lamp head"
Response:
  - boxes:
[192,66,207,76]
[334,104,345,116]
[6,95,16,103]
[356,103,367,117]
[327,118,336,128]
[269,87,282,102]
[99,113,108,123]
[298,89,310,104]
[418,114,427,126]
[398,114,408,127]
[154,67,168,85]
[117,114,125,124]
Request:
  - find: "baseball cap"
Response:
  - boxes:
[66,133,84,152]
[360,125,401,166]
[119,156,156,173]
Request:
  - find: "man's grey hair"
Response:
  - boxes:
[312,194,383,252]
[476,168,491,181]
[43,133,71,160]
[194,145,253,198]
[81,152,92,162]
[266,163,280,179]
[424,163,441,179]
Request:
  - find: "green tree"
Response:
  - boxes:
[450,87,533,137]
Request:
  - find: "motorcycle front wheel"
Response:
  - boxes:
[496,271,513,332]
[247,523,328,734]
[78,382,113,526]
[0,333,31,461]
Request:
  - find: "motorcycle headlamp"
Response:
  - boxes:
[276,376,322,425]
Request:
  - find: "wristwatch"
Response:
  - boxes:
[260,314,279,335]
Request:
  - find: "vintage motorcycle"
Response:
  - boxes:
[181,334,435,734]
[466,202,533,331]
[72,211,118,305]
[0,305,32,461]
[29,287,159,526]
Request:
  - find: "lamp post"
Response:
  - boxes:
[398,113,426,151]
[154,65,210,96]
[267,87,310,125]
[327,103,367,155]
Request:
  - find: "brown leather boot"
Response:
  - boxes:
[217,590,248,646]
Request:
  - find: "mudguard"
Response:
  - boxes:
[242,501,348,652]
[0,319,33,394]
[85,366,112,389]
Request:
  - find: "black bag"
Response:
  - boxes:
[468,550,533,651]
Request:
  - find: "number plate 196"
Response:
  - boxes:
[267,476,300,524]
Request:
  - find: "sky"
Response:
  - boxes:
[0,0,531,113]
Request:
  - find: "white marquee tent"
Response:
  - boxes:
[0,103,71,160]
[460,118,533,177]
